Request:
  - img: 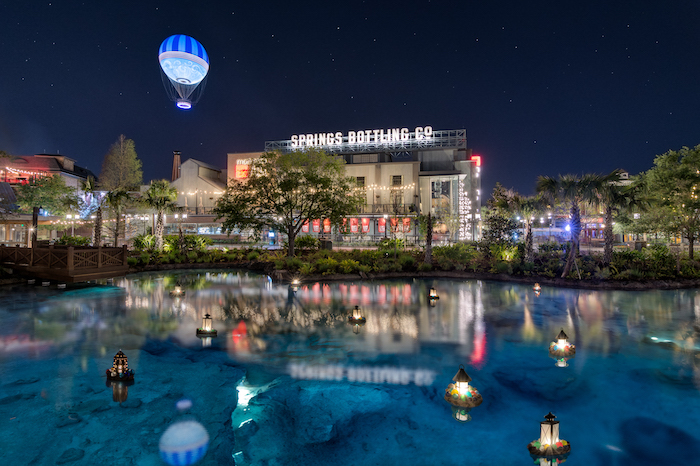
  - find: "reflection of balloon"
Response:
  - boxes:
[159,420,209,465]
[158,34,209,110]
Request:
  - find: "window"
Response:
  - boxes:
[392,175,402,186]
[356,176,365,188]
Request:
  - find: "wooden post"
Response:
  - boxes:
[98,245,102,268]
[48,245,53,268]
[122,245,128,266]
[67,247,74,273]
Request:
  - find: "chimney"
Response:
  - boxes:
[171,151,181,181]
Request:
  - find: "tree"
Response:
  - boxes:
[142,180,178,250]
[423,213,433,265]
[81,176,105,245]
[537,174,602,278]
[493,192,548,263]
[593,170,645,265]
[639,145,700,258]
[99,135,143,191]
[15,174,78,216]
[214,149,365,257]
[105,189,132,247]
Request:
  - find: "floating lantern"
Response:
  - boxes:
[527,412,571,461]
[42,280,50,287]
[170,281,185,297]
[159,399,209,465]
[429,287,440,301]
[533,283,542,297]
[348,305,366,325]
[291,278,301,292]
[196,313,218,337]
[27,279,35,285]
[348,305,366,334]
[549,328,576,367]
[106,350,135,381]
[443,364,482,422]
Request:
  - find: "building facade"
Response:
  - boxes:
[229,126,481,243]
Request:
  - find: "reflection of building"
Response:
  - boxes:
[229,126,482,242]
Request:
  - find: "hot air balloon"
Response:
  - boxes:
[158,34,209,110]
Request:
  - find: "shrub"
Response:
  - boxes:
[300,262,315,275]
[316,257,339,274]
[139,252,150,264]
[127,257,138,266]
[133,234,156,251]
[56,235,91,247]
[398,254,416,270]
[294,235,320,251]
[338,259,360,274]
[417,262,432,272]
[247,251,260,261]
[187,251,198,262]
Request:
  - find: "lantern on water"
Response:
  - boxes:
[527,412,571,460]
[291,278,301,292]
[106,350,134,381]
[170,281,185,297]
[429,287,439,300]
[196,313,218,337]
[533,283,542,297]
[158,34,209,110]
[549,328,576,367]
[443,364,483,422]
[348,305,366,324]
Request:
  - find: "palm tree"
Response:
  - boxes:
[491,190,547,263]
[105,189,131,247]
[537,174,603,278]
[142,180,178,250]
[593,170,643,265]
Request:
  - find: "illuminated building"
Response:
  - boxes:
[228,125,481,242]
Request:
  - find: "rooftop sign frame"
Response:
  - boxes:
[265,127,466,153]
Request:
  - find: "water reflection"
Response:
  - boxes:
[2,271,700,391]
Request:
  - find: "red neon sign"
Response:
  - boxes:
[470,155,481,167]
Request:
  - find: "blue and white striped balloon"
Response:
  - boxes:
[158,35,209,109]
[159,420,209,465]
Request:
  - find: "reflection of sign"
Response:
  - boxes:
[361,218,370,233]
[323,219,331,233]
[289,363,436,386]
[234,165,250,179]
[312,219,320,233]
[350,218,359,233]
[378,218,386,233]
[302,221,309,233]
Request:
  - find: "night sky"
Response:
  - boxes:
[2,1,700,197]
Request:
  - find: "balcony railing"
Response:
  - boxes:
[356,204,418,215]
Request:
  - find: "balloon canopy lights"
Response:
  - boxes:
[444,364,483,422]
[158,34,209,110]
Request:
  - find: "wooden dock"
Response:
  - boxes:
[0,245,129,283]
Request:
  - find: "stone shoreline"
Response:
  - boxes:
[129,261,700,291]
[3,260,699,290]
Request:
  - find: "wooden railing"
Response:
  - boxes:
[0,245,128,272]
